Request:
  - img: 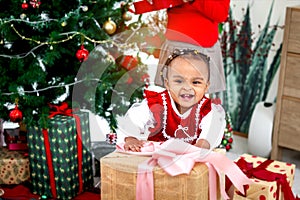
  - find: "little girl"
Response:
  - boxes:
[119,49,226,152]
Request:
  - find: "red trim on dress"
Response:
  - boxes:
[145,89,211,144]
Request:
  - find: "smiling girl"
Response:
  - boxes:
[120,49,226,152]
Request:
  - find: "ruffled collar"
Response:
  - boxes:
[167,91,193,119]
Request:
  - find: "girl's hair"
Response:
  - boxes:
[160,49,210,86]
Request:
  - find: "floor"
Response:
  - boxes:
[227,135,300,196]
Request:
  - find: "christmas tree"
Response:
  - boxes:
[218,112,234,151]
[0,0,153,129]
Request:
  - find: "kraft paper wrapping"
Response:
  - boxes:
[0,148,30,184]
[233,154,296,200]
[101,151,223,200]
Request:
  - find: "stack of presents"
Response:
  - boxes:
[0,102,299,199]
[100,142,299,200]
[0,103,110,199]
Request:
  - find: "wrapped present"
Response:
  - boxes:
[101,151,214,200]
[91,141,116,184]
[101,139,252,200]
[27,103,93,200]
[0,147,30,184]
[232,154,297,200]
[3,122,28,151]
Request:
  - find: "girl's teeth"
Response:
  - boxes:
[181,94,193,98]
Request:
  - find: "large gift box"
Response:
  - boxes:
[0,147,30,184]
[27,106,93,200]
[101,139,252,200]
[232,154,296,200]
[101,151,216,200]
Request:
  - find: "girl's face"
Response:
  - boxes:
[165,56,209,114]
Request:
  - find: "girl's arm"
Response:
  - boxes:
[197,103,226,150]
[118,99,154,151]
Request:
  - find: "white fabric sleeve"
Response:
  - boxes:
[117,99,154,141]
[197,103,226,149]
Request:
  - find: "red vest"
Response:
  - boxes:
[145,90,211,144]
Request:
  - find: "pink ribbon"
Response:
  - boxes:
[116,139,253,200]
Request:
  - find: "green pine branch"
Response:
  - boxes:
[0,0,150,131]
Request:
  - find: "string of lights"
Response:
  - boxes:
[1,78,100,96]
[0,43,45,59]
[0,24,136,59]
[0,18,58,25]
[10,24,115,45]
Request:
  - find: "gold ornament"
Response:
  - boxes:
[103,18,117,35]
[20,13,26,19]
[61,21,67,27]
[122,12,132,21]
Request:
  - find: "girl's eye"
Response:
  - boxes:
[193,80,203,85]
[173,79,183,84]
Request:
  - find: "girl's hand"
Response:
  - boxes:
[124,137,145,152]
[194,139,210,149]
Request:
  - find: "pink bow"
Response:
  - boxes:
[116,139,253,200]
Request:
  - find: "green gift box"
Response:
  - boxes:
[27,110,93,200]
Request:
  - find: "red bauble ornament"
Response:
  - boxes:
[228,137,233,143]
[118,55,138,70]
[22,2,29,9]
[9,105,23,122]
[225,144,231,151]
[76,45,89,62]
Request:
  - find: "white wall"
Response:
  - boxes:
[231,0,300,101]
[231,0,300,48]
